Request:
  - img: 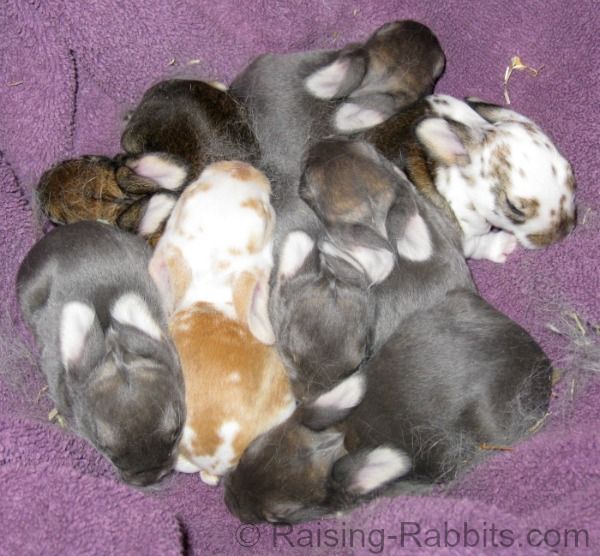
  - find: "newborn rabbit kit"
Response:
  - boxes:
[16,10,578,537]
[17,221,185,486]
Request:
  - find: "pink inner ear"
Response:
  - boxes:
[148,252,174,315]
[128,154,187,191]
[415,118,469,166]
[247,274,276,345]
[304,57,351,99]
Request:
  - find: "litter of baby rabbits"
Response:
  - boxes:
[19,17,579,524]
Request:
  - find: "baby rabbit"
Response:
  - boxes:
[225,289,552,524]
[231,20,444,181]
[149,161,295,485]
[364,95,577,262]
[121,79,260,243]
[122,79,259,188]
[266,158,397,402]
[36,154,177,247]
[16,221,185,486]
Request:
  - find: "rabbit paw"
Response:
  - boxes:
[463,231,518,263]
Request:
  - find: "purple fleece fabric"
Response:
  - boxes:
[1,1,599,554]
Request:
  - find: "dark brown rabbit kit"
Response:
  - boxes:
[121,79,260,185]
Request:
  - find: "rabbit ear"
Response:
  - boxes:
[415,117,475,167]
[333,101,389,132]
[110,292,163,341]
[233,270,276,345]
[301,372,366,430]
[148,245,192,315]
[277,231,316,281]
[60,302,104,372]
[333,93,396,132]
[320,240,394,284]
[396,212,433,262]
[127,153,189,191]
[330,445,411,495]
[137,193,177,237]
[304,50,367,100]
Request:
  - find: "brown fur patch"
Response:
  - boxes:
[246,236,261,254]
[38,157,137,226]
[566,173,576,192]
[231,271,257,326]
[166,245,192,307]
[527,204,575,247]
[212,161,271,193]
[490,143,512,197]
[518,197,540,219]
[228,247,242,256]
[170,303,292,470]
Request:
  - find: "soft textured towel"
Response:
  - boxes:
[1,0,599,554]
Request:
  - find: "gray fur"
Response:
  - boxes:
[370,167,476,351]
[231,20,444,182]
[16,221,185,486]
[266,167,374,402]
[224,289,552,523]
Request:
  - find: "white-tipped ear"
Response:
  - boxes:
[138,193,177,236]
[305,57,352,99]
[396,212,433,262]
[313,373,366,412]
[351,446,412,494]
[415,118,470,166]
[60,302,97,367]
[148,249,175,315]
[128,154,188,191]
[320,241,394,285]
[246,272,276,345]
[110,293,163,341]
[334,102,387,132]
[278,231,315,280]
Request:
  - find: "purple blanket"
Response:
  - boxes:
[1,1,599,554]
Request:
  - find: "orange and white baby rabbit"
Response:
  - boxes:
[149,160,295,485]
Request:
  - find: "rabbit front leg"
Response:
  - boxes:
[463,231,518,263]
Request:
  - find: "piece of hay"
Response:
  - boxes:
[503,56,543,104]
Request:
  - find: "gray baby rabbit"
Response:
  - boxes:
[369,160,476,351]
[266,164,391,402]
[16,221,185,486]
[225,289,552,524]
[231,20,444,181]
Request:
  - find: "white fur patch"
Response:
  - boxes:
[304,57,351,99]
[334,103,386,132]
[138,193,177,236]
[111,292,163,341]
[428,94,488,127]
[313,373,366,411]
[278,231,315,280]
[462,231,518,263]
[227,372,241,383]
[129,154,187,191]
[320,241,394,284]
[175,421,241,478]
[208,80,228,91]
[396,213,433,262]
[415,118,469,166]
[352,446,411,494]
[60,302,96,366]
